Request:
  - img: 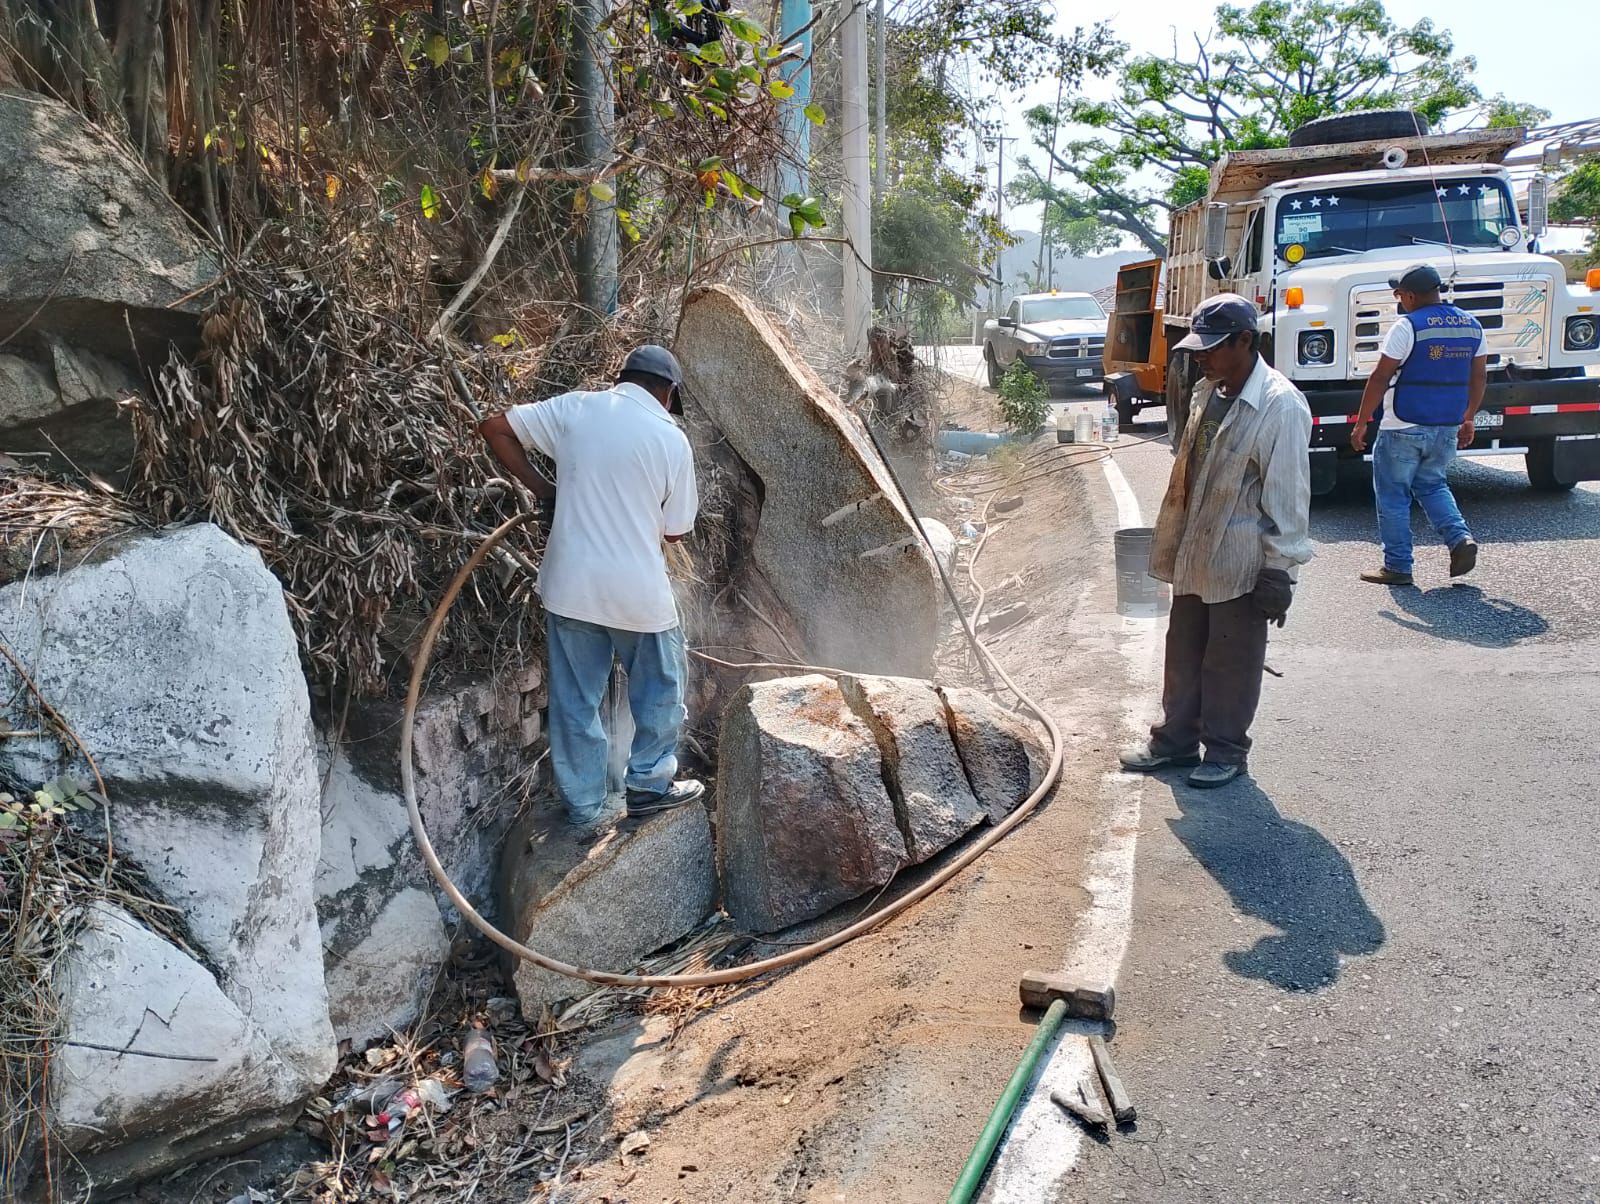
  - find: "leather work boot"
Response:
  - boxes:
[625,778,706,817]
[1359,566,1414,586]
[1118,745,1201,773]
[1449,539,1479,578]
[1188,762,1247,789]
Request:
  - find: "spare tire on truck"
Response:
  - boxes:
[1288,109,1430,148]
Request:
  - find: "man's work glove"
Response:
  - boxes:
[1252,568,1294,627]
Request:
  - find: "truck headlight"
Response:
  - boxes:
[1298,330,1335,365]
[1565,316,1599,352]
[1017,337,1047,353]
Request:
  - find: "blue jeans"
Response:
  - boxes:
[545,612,687,820]
[1372,426,1472,574]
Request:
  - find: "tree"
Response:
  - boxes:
[1013,0,1540,257]
[1551,162,1600,265]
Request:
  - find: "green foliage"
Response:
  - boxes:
[997,362,1051,436]
[1015,0,1543,256]
[1551,162,1600,265]
[0,776,100,835]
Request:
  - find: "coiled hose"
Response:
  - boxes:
[400,507,1065,991]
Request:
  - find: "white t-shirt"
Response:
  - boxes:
[508,383,698,632]
[1377,316,1488,430]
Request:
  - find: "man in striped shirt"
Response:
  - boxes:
[1120,294,1314,788]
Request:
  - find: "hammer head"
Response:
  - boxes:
[1019,971,1115,1021]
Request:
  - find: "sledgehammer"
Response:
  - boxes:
[946,973,1115,1203]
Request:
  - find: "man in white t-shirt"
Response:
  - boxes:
[1350,263,1485,586]
[479,345,701,828]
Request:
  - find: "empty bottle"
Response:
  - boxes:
[462,1025,499,1093]
[1103,401,1120,443]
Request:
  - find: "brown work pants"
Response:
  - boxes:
[1149,593,1268,766]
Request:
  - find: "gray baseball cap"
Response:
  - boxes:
[620,344,685,413]
[1388,262,1442,293]
[1174,293,1259,352]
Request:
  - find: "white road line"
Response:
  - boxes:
[990,452,1160,1202]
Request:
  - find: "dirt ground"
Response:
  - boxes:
[564,415,1144,1203]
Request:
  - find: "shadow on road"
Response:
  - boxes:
[1376,583,1550,647]
[1166,780,1385,992]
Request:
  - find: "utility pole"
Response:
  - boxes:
[993,132,1015,309]
[873,0,887,202]
[778,0,813,200]
[1037,75,1063,291]
[840,0,873,358]
[572,0,617,316]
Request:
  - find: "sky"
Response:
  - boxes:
[984,0,1596,232]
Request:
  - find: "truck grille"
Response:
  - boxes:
[1348,278,1551,376]
[1047,337,1105,360]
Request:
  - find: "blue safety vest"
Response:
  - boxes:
[1390,303,1482,425]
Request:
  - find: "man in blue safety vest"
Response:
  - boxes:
[1350,263,1486,585]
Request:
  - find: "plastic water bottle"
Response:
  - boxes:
[1073,409,1095,444]
[1103,401,1120,443]
[462,1025,499,1093]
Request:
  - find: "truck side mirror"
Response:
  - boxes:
[1207,257,1233,281]
[1203,203,1229,261]
[1529,176,1550,239]
[997,315,1017,328]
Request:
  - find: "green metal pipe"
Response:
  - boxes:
[947,996,1067,1203]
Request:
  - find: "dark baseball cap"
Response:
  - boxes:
[1174,293,1259,352]
[620,344,685,412]
[1388,262,1442,293]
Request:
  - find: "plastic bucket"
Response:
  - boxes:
[1113,527,1169,617]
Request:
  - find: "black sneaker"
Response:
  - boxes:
[1449,539,1478,578]
[625,778,706,817]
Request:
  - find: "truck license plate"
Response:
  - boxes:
[1474,411,1504,429]
[1076,368,1093,377]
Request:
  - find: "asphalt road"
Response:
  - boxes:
[1057,417,1600,1201]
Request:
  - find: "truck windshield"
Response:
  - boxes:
[1020,297,1104,322]
[1274,177,1518,261]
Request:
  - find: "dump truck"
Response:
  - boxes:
[1102,111,1600,493]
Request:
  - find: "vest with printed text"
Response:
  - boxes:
[1390,303,1482,425]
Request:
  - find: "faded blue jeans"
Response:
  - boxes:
[545,612,687,821]
[1372,426,1472,575]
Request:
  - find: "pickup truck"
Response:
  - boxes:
[982,291,1108,391]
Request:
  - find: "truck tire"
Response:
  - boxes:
[1288,109,1429,148]
[984,344,1001,389]
[1165,351,1192,449]
[1526,438,1578,493]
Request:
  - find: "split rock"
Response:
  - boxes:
[717,675,908,932]
[839,674,985,864]
[938,685,1052,822]
[500,804,717,1014]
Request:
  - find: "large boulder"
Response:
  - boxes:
[717,675,908,932]
[0,91,216,478]
[0,523,335,1188]
[0,91,215,350]
[938,685,1052,822]
[500,804,718,1015]
[839,674,985,864]
[677,287,940,677]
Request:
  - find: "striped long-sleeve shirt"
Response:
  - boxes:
[1149,357,1314,603]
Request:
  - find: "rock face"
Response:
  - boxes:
[500,804,718,1014]
[315,751,450,1051]
[717,675,908,932]
[0,91,215,348]
[0,92,216,479]
[938,685,1053,822]
[0,523,334,1188]
[677,287,940,677]
[839,674,985,864]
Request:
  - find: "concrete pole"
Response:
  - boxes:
[572,0,618,316]
[874,0,887,201]
[778,0,813,200]
[840,0,873,357]
[993,133,1014,308]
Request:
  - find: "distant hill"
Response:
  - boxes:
[978,236,1151,308]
